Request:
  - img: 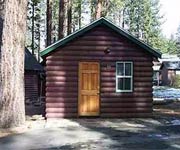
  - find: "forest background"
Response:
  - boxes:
[27,0,180,61]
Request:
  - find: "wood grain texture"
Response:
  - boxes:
[78,62,100,116]
[0,0,27,127]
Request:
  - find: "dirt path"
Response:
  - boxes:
[0,117,180,150]
[0,102,179,150]
[153,102,180,118]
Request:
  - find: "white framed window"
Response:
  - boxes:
[116,62,133,92]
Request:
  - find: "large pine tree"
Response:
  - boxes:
[0,0,27,128]
[123,0,163,49]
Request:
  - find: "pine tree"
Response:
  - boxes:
[77,0,82,29]
[67,0,72,35]
[90,0,96,21]
[123,0,144,38]
[105,0,124,26]
[96,0,102,19]
[147,0,163,49]
[50,0,59,42]
[26,0,45,59]
[72,0,82,31]
[175,24,180,54]
[123,0,163,51]
[0,0,27,128]
[59,0,65,39]
[47,0,52,46]
[177,24,180,41]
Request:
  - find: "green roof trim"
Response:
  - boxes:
[40,17,161,58]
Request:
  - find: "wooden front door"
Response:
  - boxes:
[79,62,100,116]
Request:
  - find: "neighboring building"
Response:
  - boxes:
[160,61,180,86]
[25,48,44,104]
[41,18,161,118]
[153,61,162,86]
[152,54,180,86]
[160,54,180,61]
[0,23,45,113]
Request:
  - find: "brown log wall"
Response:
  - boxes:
[25,73,38,102]
[45,25,154,118]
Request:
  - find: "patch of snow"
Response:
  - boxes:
[171,120,180,126]
[148,133,169,140]
[171,144,180,149]
[118,122,146,128]
[153,98,164,101]
[153,86,180,99]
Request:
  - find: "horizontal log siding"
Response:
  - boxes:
[45,26,153,118]
[25,73,38,101]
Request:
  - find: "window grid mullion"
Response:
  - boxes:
[116,61,133,92]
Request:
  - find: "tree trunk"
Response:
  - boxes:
[32,1,35,55]
[0,0,27,128]
[37,24,40,62]
[122,8,125,29]
[46,0,52,46]
[59,0,64,39]
[78,0,81,29]
[90,0,96,21]
[67,0,72,35]
[96,0,102,19]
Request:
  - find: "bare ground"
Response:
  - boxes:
[0,102,179,150]
[0,102,179,138]
[153,101,180,118]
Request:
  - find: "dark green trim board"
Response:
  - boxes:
[40,17,161,58]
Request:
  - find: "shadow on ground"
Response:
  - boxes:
[0,103,180,150]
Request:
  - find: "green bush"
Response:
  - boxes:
[173,75,180,88]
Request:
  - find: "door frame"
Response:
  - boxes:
[78,61,100,117]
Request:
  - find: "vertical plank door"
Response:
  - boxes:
[79,62,100,116]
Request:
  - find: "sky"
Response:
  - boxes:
[160,0,180,38]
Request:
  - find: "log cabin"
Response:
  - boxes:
[0,24,45,110]
[40,18,161,118]
[160,61,180,86]
[153,61,162,86]
[25,48,44,104]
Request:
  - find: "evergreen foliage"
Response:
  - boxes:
[26,0,46,59]
[25,0,179,56]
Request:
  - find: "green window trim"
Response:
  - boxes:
[116,61,133,92]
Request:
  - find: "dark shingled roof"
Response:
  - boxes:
[25,48,44,71]
[162,61,180,70]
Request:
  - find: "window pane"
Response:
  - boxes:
[117,78,124,90]
[117,63,124,76]
[125,63,132,76]
[124,78,131,90]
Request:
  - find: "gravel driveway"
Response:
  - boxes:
[0,117,180,150]
[0,102,180,150]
